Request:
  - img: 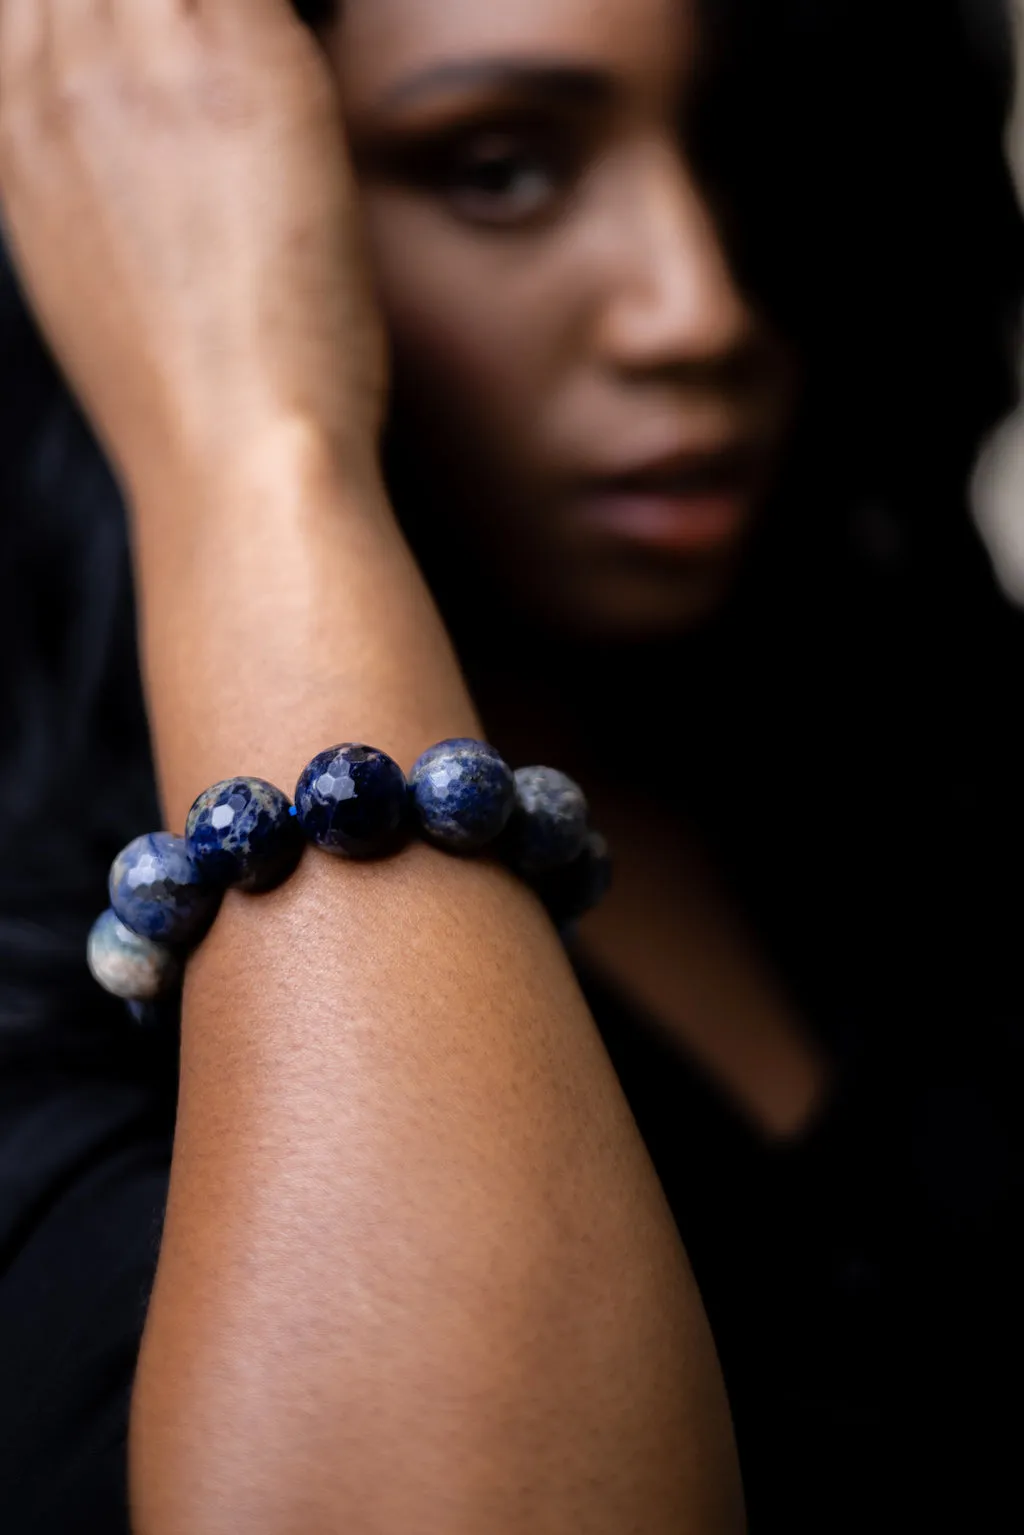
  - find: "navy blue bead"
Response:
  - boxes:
[532,830,612,927]
[408,738,515,852]
[185,776,304,892]
[294,743,408,857]
[502,765,589,874]
[108,832,220,946]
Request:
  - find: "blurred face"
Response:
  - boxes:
[328,0,797,639]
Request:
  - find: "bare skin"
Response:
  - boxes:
[334,0,795,638]
[325,0,825,1137]
[0,0,820,1529]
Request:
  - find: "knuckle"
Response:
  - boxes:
[48,68,102,126]
[45,63,171,141]
[28,64,114,141]
[186,55,261,129]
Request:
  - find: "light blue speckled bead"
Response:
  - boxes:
[502,765,589,875]
[185,776,303,892]
[408,738,515,852]
[87,908,181,1002]
[108,831,220,945]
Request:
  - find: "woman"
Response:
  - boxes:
[0,0,1021,1529]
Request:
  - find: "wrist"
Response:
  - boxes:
[123,410,478,833]
[126,411,387,552]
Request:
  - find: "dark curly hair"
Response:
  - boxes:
[1,0,1022,1033]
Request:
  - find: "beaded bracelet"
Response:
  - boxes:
[87,738,611,1022]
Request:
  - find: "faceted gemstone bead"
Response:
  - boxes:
[108,831,220,945]
[185,776,304,893]
[87,908,181,1001]
[501,765,589,874]
[294,743,409,857]
[532,830,613,927]
[408,738,515,852]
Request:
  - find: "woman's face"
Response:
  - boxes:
[328,0,797,639]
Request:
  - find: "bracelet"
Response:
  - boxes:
[87,738,611,1022]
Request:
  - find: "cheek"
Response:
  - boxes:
[362,196,578,474]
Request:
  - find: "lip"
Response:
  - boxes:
[582,438,764,488]
[568,440,765,555]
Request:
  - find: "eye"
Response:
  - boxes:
[359,109,588,231]
[440,129,568,227]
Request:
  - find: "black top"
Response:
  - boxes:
[2,920,1022,1532]
[0,1015,175,1533]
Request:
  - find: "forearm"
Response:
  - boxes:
[127,422,477,823]
[125,426,743,1534]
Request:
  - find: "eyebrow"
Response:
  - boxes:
[369,58,616,115]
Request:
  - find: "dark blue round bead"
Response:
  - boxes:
[532,830,613,927]
[294,743,408,857]
[408,738,515,852]
[108,832,220,946]
[185,776,304,892]
[502,765,589,875]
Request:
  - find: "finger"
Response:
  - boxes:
[102,3,196,91]
[108,0,193,38]
[48,0,116,73]
[0,0,50,98]
[192,0,307,44]
[102,0,292,72]
[198,0,291,20]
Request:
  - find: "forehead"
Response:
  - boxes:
[335,0,693,110]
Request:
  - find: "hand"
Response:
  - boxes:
[0,0,387,499]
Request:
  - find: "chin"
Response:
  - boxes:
[525,556,739,644]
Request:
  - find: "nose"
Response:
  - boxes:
[590,138,758,381]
